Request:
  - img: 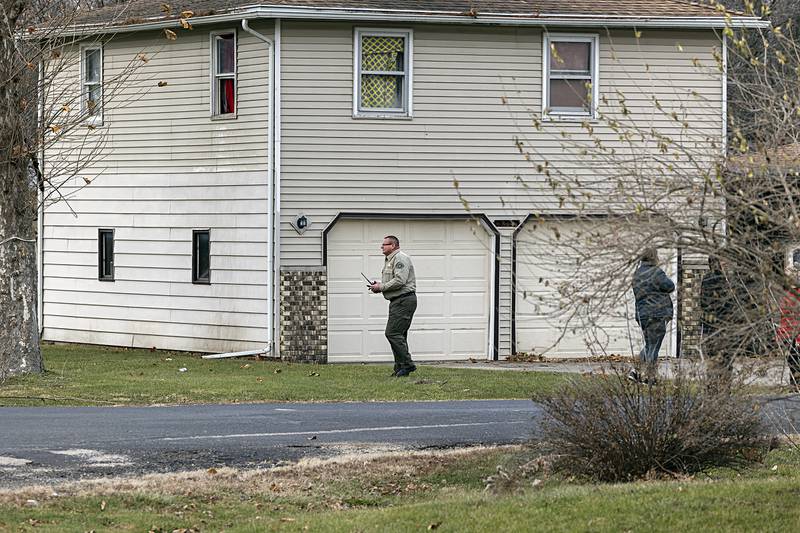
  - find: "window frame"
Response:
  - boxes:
[80,44,103,125]
[542,33,599,120]
[210,30,238,119]
[353,28,413,119]
[786,244,800,274]
[192,229,211,284]
[97,228,114,281]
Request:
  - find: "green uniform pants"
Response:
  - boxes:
[386,293,417,370]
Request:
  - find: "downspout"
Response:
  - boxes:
[241,18,276,355]
[273,19,282,358]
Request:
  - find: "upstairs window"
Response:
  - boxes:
[98,229,114,281]
[193,230,210,284]
[212,32,236,116]
[354,29,412,118]
[81,46,103,124]
[544,34,598,118]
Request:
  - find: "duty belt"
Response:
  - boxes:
[390,292,416,302]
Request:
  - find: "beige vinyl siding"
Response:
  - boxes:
[279,22,722,267]
[280,22,721,357]
[42,22,274,353]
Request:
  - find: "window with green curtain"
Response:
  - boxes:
[360,35,406,110]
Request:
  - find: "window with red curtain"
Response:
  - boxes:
[213,33,236,115]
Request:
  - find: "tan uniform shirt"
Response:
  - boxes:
[381,250,416,301]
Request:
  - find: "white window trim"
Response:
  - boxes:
[353,27,413,119]
[80,44,103,126]
[542,33,599,120]
[210,29,238,119]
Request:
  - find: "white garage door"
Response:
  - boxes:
[327,219,493,361]
[515,219,676,358]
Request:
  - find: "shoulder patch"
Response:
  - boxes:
[396,262,405,269]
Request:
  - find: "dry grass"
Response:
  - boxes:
[0,445,521,506]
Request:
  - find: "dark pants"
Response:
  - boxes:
[386,293,417,370]
[702,328,734,387]
[639,318,667,366]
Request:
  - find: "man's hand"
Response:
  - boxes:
[369,281,382,293]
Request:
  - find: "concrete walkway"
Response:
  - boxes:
[429,357,797,388]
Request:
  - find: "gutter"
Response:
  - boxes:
[273,19,282,359]
[61,7,769,37]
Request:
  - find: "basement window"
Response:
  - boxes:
[98,229,114,281]
[193,230,210,284]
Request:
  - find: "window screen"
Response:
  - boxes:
[546,37,597,116]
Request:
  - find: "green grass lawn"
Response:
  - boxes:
[2,446,799,532]
[0,344,568,406]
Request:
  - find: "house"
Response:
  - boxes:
[40,1,766,362]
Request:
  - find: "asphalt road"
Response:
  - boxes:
[0,400,541,488]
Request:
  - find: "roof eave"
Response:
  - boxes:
[61,6,771,37]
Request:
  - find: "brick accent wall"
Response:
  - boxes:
[280,267,327,363]
[679,264,705,358]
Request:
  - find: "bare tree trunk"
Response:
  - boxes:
[0,0,43,380]
[0,235,42,380]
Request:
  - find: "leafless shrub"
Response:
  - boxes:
[534,370,771,482]
[482,452,552,494]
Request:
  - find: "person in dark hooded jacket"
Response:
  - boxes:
[700,255,736,387]
[630,247,675,383]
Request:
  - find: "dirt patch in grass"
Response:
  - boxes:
[0,445,522,506]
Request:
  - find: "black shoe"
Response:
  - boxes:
[395,365,417,377]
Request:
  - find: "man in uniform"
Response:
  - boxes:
[369,235,417,377]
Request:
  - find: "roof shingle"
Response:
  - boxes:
[70,0,755,29]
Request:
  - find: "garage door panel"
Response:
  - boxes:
[364,331,390,356]
[328,330,364,356]
[451,220,489,243]
[329,293,363,318]
[364,297,388,318]
[410,329,448,356]
[365,222,399,242]
[515,220,675,358]
[408,221,447,242]
[452,254,490,279]
[416,292,445,316]
[451,292,486,317]
[328,219,492,361]
[328,255,363,275]
[413,255,447,278]
[451,329,486,353]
